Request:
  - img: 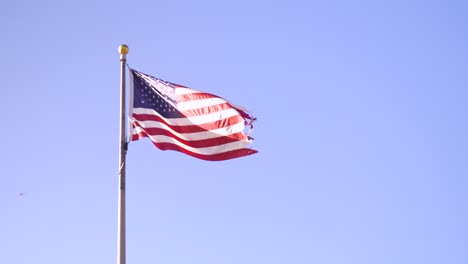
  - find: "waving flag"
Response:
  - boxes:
[129,69,257,161]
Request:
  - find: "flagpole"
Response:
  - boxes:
[117,44,129,264]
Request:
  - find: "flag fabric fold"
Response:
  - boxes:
[129,68,257,161]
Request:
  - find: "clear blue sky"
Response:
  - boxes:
[2,0,468,263]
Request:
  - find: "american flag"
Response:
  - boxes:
[129,69,257,161]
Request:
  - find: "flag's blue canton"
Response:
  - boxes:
[132,71,183,119]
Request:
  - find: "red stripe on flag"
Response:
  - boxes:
[180,102,235,117]
[177,92,219,102]
[132,123,248,148]
[132,113,245,134]
[149,141,257,161]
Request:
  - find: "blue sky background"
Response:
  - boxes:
[2,0,468,263]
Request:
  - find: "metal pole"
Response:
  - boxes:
[117,44,129,264]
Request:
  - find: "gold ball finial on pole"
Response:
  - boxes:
[118,44,129,61]
[118,44,129,55]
